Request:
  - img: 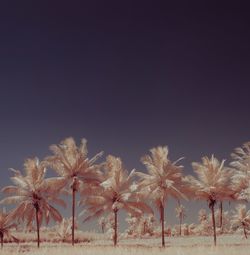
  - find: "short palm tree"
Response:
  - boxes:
[231,204,250,239]
[125,213,155,237]
[45,137,103,245]
[55,218,73,242]
[175,203,186,236]
[81,155,153,246]
[136,146,186,247]
[98,217,106,233]
[198,209,207,223]
[184,155,233,246]
[0,158,65,248]
[0,208,18,249]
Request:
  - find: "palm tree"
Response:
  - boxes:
[231,204,250,239]
[55,218,73,242]
[125,213,139,237]
[175,202,186,236]
[0,208,18,249]
[230,142,250,201]
[198,209,207,223]
[80,155,153,246]
[231,142,250,176]
[136,146,187,247]
[184,155,233,246]
[0,157,65,248]
[98,217,106,233]
[125,213,155,237]
[45,137,103,245]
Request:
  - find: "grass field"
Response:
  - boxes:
[1,235,250,255]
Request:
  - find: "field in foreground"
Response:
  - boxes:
[1,235,250,255]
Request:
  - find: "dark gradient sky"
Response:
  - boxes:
[0,1,250,228]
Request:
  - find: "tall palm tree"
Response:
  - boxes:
[80,155,153,246]
[0,158,65,248]
[0,208,18,249]
[45,137,103,245]
[230,142,250,201]
[175,202,186,236]
[231,142,250,175]
[184,155,233,246]
[136,146,187,247]
[231,204,250,239]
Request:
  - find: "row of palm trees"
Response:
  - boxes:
[0,137,250,248]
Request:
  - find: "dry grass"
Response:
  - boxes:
[1,235,250,255]
[6,230,103,244]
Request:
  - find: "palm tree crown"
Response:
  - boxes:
[231,142,250,175]
[46,137,103,187]
[55,218,73,242]
[175,204,186,219]
[198,209,207,223]
[185,155,234,202]
[137,146,186,205]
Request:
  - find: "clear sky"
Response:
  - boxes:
[0,1,249,231]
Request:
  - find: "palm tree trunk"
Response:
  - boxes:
[35,205,40,248]
[219,201,223,229]
[160,203,165,247]
[113,209,118,246]
[211,203,217,246]
[72,187,76,246]
[0,232,3,249]
[243,225,248,239]
[179,214,182,236]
